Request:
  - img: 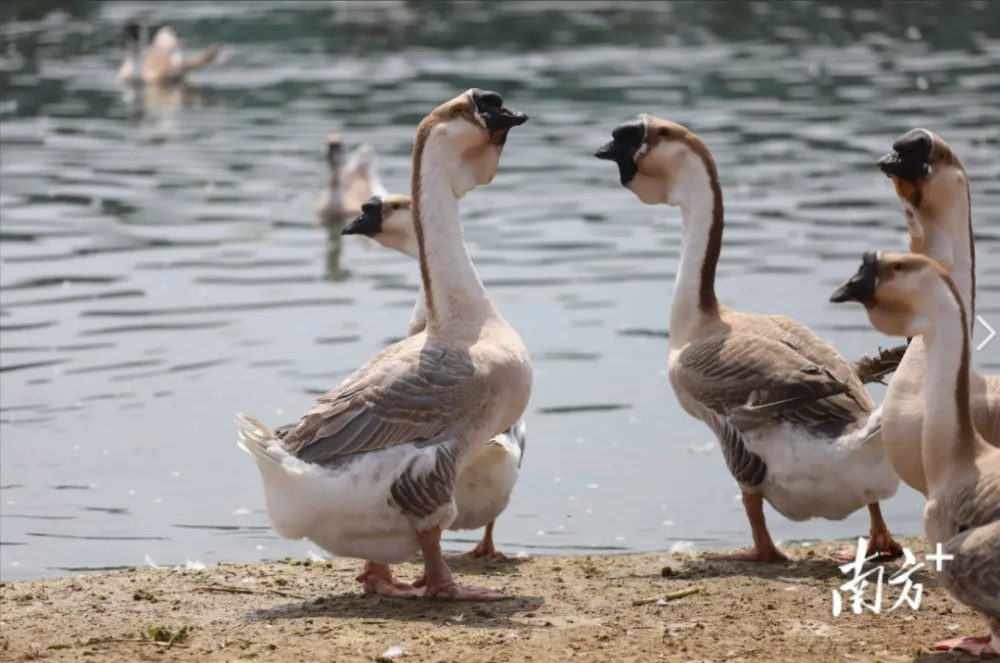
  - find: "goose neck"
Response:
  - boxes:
[669,157,723,345]
[920,276,978,492]
[411,137,495,335]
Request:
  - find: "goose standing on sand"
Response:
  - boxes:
[874,129,1000,496]
[237,89,531,601]
[342,194,527,558]
[315,136,389,230]
[116,18,221,85]
[594,116,904,562]
[831,251,999,657]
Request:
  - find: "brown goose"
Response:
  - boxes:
[342,194,527,559]
[832,251,999,657]
[875,129,1000,496]
[115,18,220,85]
[594,115,905,562]
[237,89,530,601]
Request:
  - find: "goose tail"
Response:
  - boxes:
[235,413,284,465]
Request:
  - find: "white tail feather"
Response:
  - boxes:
[235,413,284,464]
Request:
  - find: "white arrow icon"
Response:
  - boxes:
[977,316,996,352]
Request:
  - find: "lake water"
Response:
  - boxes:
[1,0,998,582]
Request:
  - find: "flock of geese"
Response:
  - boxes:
[115,19,998,658]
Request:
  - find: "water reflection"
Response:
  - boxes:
[0,0,997,581]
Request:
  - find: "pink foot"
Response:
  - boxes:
[706,546,789,563]
[934,634,999,656]
[448,521,506,559]
[355,562,424,599]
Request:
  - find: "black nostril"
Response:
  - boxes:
[611,118,645,146]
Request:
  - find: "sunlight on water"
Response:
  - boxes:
[0,0,998,581]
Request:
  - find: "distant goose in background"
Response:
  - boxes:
[342,193,527,558]
[116,18,221,85]
[315,135,389,230]
[832,251,999,658]
[874,128,1000,497]
[237,89,530,601]
[594,115,906,563]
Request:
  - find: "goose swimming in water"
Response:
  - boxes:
[116,17,221,85]
[342,193,527,558]
[832,251,1000,657]
[238,89,531,600]
[594,115,905,563]
[315,136,389,230]
[874,129,1000,497]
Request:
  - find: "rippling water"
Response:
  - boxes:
[1,0,998,581]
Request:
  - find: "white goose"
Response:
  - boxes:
[238,89,531,601]
[832,251,999,657]
[874,129,1000,497]
[342,193,526,558]
[115,17,221,85]
[315,136,389,230]
[594,116,902,562]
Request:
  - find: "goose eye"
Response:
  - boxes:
[658,128,669,138]
[893,263,903,272]
[391,203,399,211]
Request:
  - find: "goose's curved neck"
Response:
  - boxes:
[326,161,341,189]
[920,275,978,492]
[411,133,494,335]
[669,154,724,345]
[912,179,975,321]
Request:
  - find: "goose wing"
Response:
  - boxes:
[277,341,487,466]
[673,331,871,486]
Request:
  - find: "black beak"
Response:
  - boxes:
[830,251,881,304]
[471,89,529,136]
[594,117,645,186]
[877,129,933,181]
[326,142,342,162]
[341,197,383,236]
[125,18,142,41]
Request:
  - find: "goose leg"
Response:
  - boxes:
[414,526,504,601]
[831,503,904,562]
[933,634,998,656]
[705,492,789,563]
[451,521,506,559]
[356,561,424,599]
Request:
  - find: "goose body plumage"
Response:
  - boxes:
[116,19,220,85]
[595,115,901,561]
[341,193,526,556]
[239,89,531,600]
[832,251,1000,657]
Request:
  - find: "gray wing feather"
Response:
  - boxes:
[278,343,486,465]
[939,519,1000,621]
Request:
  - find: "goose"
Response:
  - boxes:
[594,116,905,562]
[236,89,530,601]
[315,136,390,230]
[342,193,527,558]
[115,18,221,85]
[874,129,1000,496]
[831,251,999,657]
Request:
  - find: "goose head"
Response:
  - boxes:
[415,88,528,197]
[595,115,717,208]
[124,17,146,48]
[324,133,344,170]
[877,128,968,263]
[830,250,956,338]
[341,194,417,258]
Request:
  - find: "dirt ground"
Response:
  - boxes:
[0,537,992,663]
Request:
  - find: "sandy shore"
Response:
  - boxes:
[0,537,990,663]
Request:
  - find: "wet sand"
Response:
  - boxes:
[0,537,989,663]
